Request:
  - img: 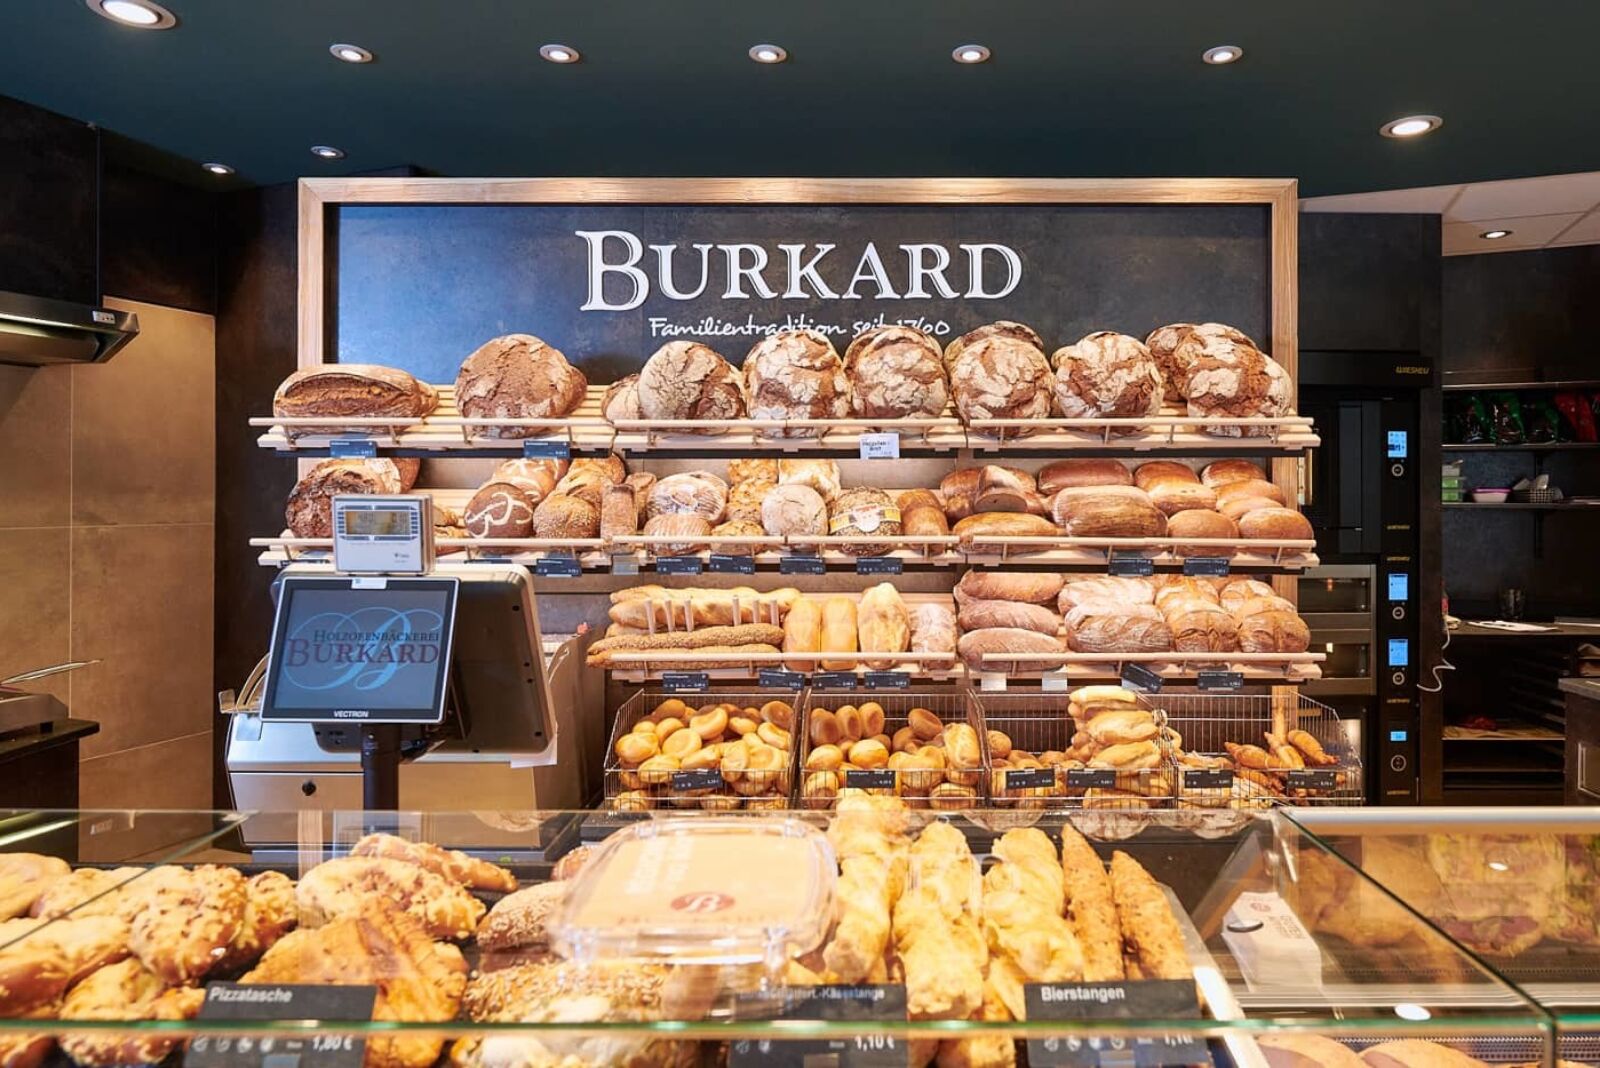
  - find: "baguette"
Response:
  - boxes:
[585,624,786,665]
[820,597,859,670]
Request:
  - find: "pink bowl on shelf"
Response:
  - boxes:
[1471,488,1510,503]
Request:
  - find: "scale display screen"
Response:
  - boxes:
[261,576,458,724]
[343,507,414,537]
[1388,572,1409,601]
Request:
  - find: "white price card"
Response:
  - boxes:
[978,672,1008,692]
[1041,669,1072,693]
[859,433,900,460]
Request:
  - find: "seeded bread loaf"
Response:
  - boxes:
[827,488,902,556]
[531,493,599,542]
[455,334,587,438]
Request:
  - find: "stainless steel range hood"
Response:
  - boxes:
[0,290,138,368]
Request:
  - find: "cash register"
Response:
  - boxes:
[224,495,588,856]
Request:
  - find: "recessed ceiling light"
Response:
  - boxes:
[85,0,177,29]
[201,162,234,176]
[1480,229,1513,240]
[952,44,991,64]
[310,145,346,160]
[539,43,580,63]
[1380,114,1443,139]
[329,43,373,64]
[1203,45,1243,65]
[749,44,788,64]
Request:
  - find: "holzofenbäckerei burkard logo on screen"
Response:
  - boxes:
[575,231,1024,311]
[282,607,445,689]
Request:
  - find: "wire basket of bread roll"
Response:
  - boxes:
[605,691,800,812]
[797,689,987,810]
[1158,691,1363,808]
[976,686,1178,810]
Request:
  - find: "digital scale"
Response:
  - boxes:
[332,495,434,574]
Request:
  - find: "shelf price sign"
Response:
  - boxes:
[1024,980,1209,1067]
[192,983,377,1068]
[730,985,906,1068]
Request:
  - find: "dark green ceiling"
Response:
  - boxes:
[4,0,1599,195]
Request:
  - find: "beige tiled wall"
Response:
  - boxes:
[0,297,215,809]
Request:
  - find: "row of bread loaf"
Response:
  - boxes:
[272,318,1291,442]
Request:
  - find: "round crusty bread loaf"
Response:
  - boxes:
[761,484,828,540]
[943,321,1045,371]
[600,374,642,423]
[777,459,842,502]
[1215,478,1287,508]
[1166,604,1239,653]
[844,325,948,419]
[285,459,405,538]
[949,335,1054,424]
[646,472,728,523]
[1169,322,1260,396]
[1238,506,1314,541]
[464,481,536,539]
[1143,324,1195,404]
[532,492,599,541]
[742,329,850,438]
[491,459,559,504]
[273,364,438,437]
[1189,352,1292,437]
[642,513,712,556]
[1051,331,1164,426]
[726,478,776,525]
[636,341,745,431]
[827,487,902,556]
[455,334,587,438]
[1166,509,1239,556]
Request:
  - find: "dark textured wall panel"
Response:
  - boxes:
[332,203,1271,378]
[101,164,216,314]
[1442,245,1600,382]
[1299,213,1434,353]
[0,95,97,303]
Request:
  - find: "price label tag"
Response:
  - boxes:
[844,769,897,790]
[1023,980,1208,1068]
[521,439,571,460]
[708,553,756,574]
[979,672,1008,692]
[660,672,710,693]
[758,669,806,690]
[813,671,857,690]
[535,556,582,578]
[610,553,640,575]
[1042,670,1072,693]
[328,439,378,459]
[780,554,826,575]
[859,433,901,460]
[1182,557,1231,578]
[1006,767,1057,791]
[730,985,906,1068]
[671,768,723,792]
[1067,769,1117,789]
[192,983,377,1068]
[855,555,903,575]
[864,671,909,690]
[1120,663,1163,693]
[655,555,704,575]
[1286,768,1340,791]
[1108,554,1155,578]
[1196,670,1245,692]
[1184,768,1235,791]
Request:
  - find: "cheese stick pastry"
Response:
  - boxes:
[821,796,909,983]
[893,822,985,1021]
[1108,851,1192,980]
[1059,826,1124,982]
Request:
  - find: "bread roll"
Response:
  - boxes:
[1165,604,1239,653]
[646,471,728,522]
[957,628,1067,673]
[1199,459,1268,488]
[761,483,828,544]
[1166,510,1239,555]
[642,514,711,556]
[1065,609,1172,653]
[1143,324,1195,404]
[600,374,642,423]
[727,458,778,485]
[636,341,745,431]
[1131,461,1198,491]
[1051,331,1163,427]
[958,599,1061,636]
[1219,496,1282,522]
[1238,507,1314,541]
[455,334,587,437]
[858,583,911,669]
[973,465,1038,513]
[944,321,1045,370]
[819,598,859,670]
[956,571,1065,606]
[845,325,948,419]
[491,459,560,504]
[778,459,842,502]
[284,458,408,538]
[951,512,1060,546]
[1058,576,1155,611]
[1237,610,1311,653]
[464,481,536,539]
[273,364,437,436]
[531,492,599,541]
[742,329,850,437]
[1214,479,1287,508]
[909,604,957,670]
[725,478,774,525]
[783,598,824,672]
[1147,482,1217,517]
[1037,459,1133,495]
[1359,1041,1488,1068]
[827,488,902,556]
[1256,1034,1366,1068]
[949,335,1054,423]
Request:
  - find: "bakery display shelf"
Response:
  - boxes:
[253,534,611,569]
[608,533,965,571]
[975,651,1325,684]
[962,534,1319,573]
[1442,720,1564,742]
[964,412,1320,456]
[253,383,616,455]
[604,651,964,684]
[1444,441,1600,452]
[610,410,967,456]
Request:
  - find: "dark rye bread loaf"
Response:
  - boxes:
[455,334,587,439]
[285,458,413,538]
[273,364,437,437]
[636,341,745,432]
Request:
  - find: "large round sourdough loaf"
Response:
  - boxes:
[454,334,587,438]
[948,335,1054,424]
[844,325,948,419]
[743,329,851,437]
[285,458,409,538]
[943,320,1045,371]
[636,341,746,431]
[1051,331,1164,427]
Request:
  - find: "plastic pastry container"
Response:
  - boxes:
[549,816,836,970]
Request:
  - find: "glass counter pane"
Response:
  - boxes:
[0,808,1555,1067]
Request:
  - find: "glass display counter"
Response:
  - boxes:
[0,807,1559,1068]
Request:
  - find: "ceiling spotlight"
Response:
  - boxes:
[749,44,788,64]
[310,145,346,160]
[1203,45,1243,65]
[1380,114,1443,139]
[539,43,580,63]
[1480,229,1513,240]
[86,0,177,28]
[329,43,373,64]
[952,44,991,64]
[201,162,234,176]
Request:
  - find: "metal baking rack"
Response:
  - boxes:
[964,411,1320,456]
